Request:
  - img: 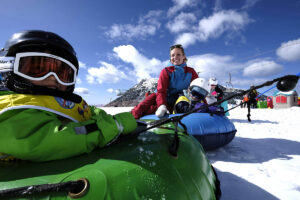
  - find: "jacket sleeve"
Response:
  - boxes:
[208,106,225,116]
[0,108,136,162]
[194,102,209,113]
[189,67,199,81]
[156,68,170,107]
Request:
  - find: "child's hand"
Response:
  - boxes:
[155,105,169,117]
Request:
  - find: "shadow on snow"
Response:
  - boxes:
[206,137,300,163]
[215,169,279,200]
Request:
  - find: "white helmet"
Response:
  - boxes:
[189,78,210,99]
[209,77,218,86]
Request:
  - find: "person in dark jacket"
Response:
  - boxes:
[248,86,258,108]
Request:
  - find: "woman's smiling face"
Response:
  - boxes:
[170,48,185,66]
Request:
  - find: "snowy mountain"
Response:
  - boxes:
[105,78,158,107]
[105,78,266,107]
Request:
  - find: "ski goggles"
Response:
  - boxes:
[10,52,77,86]
[189,86,208,100]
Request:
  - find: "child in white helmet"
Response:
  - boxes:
[174,78,224,115]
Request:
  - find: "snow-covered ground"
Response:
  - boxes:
[100,106,300,200]
[206,106,300,200]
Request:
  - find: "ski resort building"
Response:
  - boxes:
[273,90,298,109]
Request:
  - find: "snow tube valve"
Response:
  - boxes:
[68,178,89,199]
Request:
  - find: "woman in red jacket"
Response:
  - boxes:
[131,44,198,119]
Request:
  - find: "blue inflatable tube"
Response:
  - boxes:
[141,113,237,151]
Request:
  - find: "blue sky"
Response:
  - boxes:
[1,0,300,105]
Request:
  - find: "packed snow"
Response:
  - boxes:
[100,106,300,200]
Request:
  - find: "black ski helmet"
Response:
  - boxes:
[1,30,79,69]
[0,30,82,102]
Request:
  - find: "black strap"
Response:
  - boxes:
[85,123,99,133]
[178,120,188,135]
[168,120,180,157]
[223,101,244,113]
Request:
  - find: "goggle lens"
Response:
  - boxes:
[15,52,76,85]
[190,86,208,100]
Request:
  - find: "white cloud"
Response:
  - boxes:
[242,0,262,10]
[231,77,267,87]
[107,88,124,95]
[276,38,300,61]
[113,45,164,82]
[243,60,283,77]
[167,0,198,16]
[114,89,122,95]
[78,61,87,69]
[175,10,251,47]
[188,53,242,80]
[166,12,197,33]
[186,54,276,88]
[76,77,82,84]
[175,33,198,47]
[74,87,90,95]
[105,10,162,40]
[198,10,250,40]
[86,61,128,84]
[107,88,114,93]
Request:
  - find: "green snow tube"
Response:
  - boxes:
[0,123,219,200]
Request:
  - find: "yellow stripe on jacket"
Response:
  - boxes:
[0,94,91,122]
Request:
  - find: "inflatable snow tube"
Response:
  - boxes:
[0,125,219,200]
[141,113,237,151]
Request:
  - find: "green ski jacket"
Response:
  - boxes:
[0,91,137,162]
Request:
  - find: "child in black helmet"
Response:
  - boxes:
[0,30,137,162]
